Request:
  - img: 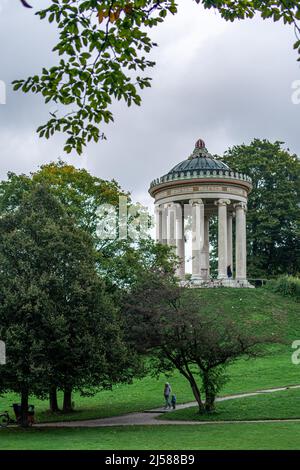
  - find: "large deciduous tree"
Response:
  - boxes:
[0,162,127,228]
[221,139,300,278]
[124,270,281,413]
[0,184,135,425]
[15,0,300,154]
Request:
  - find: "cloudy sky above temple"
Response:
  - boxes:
[0,0,299,209]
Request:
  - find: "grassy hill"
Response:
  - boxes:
[1,287,299,424]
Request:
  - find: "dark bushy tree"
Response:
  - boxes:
[0,185,136,425]
[124,270,281,413]
[221,139,300,278]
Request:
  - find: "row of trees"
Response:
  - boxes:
[0,162,175,426]
[0,140,295,425]
[0,185,138,426]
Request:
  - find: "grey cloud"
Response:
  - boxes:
[0,1,299,210]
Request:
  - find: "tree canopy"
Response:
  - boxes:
[0,184,136,424]
[0,162,174,295]
[14,0,300,154]
[0,162,126,228]
[221,139,300,278]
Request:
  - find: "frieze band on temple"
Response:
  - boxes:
[149,139,253,288]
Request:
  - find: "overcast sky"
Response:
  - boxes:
[0,0,299,209]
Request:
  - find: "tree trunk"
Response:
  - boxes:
[204,392,216,412]
[20,389,29,428]
[63,386,73,413]
[189,379,205,414]
[202,370,216,412]
[49,386,60,413]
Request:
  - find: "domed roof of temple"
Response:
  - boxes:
[149,138,252,192]
[167,139,230,175]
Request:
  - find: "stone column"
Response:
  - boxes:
[167,203,176,248]
[215,199,230,279]
[161,204,168,244]
[235,202,247,280]
[227,211,233,274]
[190,199,204,279]
[203,215,210,279]
[175,203,185,279]
[155,205,163,243]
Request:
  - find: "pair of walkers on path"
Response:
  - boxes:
[163,382,176,409]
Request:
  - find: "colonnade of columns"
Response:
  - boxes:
[155,199,247,282]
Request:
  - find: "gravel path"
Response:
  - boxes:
[36,384,300,428]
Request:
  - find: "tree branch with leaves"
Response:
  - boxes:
[15,0,300,154]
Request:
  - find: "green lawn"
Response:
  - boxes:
[1,423,300,450]
[2,349,299,424]
[1,288,299,424]
[0,288,300,451]
[160,387,300,421]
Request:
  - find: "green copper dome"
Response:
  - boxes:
[167,139,230,175]
[149,138,252,191]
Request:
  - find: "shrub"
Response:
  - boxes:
[267,276,300,302]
